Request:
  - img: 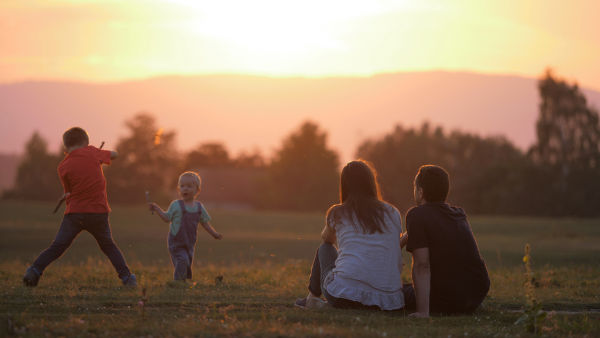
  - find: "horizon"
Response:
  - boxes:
[0,68,567,86]
[2,70,600,160]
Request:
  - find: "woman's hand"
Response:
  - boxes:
[213,232,223,240]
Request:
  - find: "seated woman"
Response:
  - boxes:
[295,160,412,310]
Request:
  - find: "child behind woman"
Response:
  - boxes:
[148,171,222,280]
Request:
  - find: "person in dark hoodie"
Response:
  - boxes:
[403,165,489,317]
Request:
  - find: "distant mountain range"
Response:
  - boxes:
[1,71,600,192]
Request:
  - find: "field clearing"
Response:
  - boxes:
[1,200,599,337]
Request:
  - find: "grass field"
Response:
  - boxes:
[1,200,599,337]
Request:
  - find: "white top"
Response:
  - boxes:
[324,202,405,310]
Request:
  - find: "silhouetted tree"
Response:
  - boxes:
[530,69,600,173]
[357,123,529,214]
[529,70,600,215]
[5,132,61,200]
[184,142,230,169]
[263,121,339,211]
[233,149,266,168]
[178,143,267,207]
[106,113,178,204]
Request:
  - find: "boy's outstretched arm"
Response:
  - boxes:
[200,221,223,239]
[148,203,170,223]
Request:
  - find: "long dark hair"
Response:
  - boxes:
[327,160,388,234]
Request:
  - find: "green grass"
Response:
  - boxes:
[1,200,599,337]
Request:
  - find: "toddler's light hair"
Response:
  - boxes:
[178,171,202,191]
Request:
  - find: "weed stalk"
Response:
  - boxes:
[514,243,547,334]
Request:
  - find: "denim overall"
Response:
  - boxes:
[168,200,202,280]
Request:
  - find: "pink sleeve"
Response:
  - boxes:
[98,149,112,165]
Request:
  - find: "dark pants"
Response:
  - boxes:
[429,290,487,315]
[32,213,131,280]
[307,243,415,310]
[168,235,194,280]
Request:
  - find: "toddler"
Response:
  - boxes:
[148,171,222,280]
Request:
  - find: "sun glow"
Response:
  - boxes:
[189,2,340,53]
[166,0,418,75]
[1,0,600,88]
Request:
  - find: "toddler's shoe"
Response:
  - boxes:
[23,266,41,287]
[122,274,137,287]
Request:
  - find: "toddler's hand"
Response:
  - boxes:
[214,233,223,240]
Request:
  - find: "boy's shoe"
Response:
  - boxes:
[294,295,328,309]
[122,274,137,287]
[23,266,41,287]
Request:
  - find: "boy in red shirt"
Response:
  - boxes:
[23,127,136,287]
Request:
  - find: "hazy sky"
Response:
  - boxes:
[1,0,599,89]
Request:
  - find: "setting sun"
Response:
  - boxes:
[172,0,420,76]
[1,0,599,89]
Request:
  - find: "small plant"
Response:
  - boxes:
[514,243,547,334]
[138,280,149,319]
[215,275,224,285]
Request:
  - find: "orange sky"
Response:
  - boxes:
[1,0,600,90]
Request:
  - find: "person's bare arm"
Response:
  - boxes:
[400,232,408,248]
[148,202,170,223]
[321,224,336,244]
[411,247,431,318]
[201,221,222,239]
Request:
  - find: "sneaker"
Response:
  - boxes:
[294,295,327,309]
[122,274,137,287]
[23,266,41,287]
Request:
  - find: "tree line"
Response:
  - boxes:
[4,70,600,216]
